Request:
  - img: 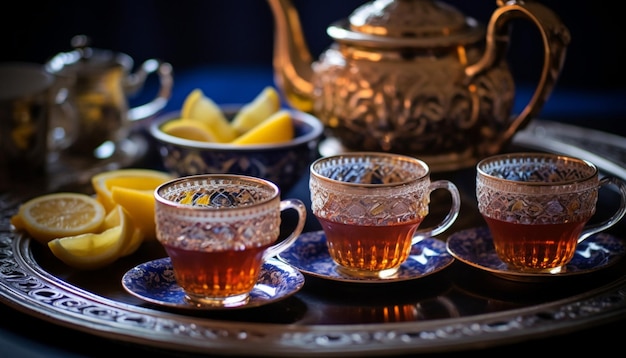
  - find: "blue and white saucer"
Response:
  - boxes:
[446,226,626,281]
[278,230,454,283]
[121,257,305,310]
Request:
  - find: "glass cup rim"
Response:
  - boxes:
[310,151,430,188]
[476,152,598,186]
[154,174,280,210]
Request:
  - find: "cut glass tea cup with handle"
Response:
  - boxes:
[309,152,461,279]
[154,174,306,308]
[476,152,626,274]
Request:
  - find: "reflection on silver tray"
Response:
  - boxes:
[278,231,454,283]
[446,226,626,281]
[122,257,305,310]
[46,134,148,192]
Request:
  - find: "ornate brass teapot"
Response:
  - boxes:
[267,0,570,171]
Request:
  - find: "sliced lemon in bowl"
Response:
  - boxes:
[231,86,281,135]
[91,168,173,213]
[231,109,295,145]
[160,118,220,142]
[12,192,106,245]
[48,204,135,270]
[181,88,237,142]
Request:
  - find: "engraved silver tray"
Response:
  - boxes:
[1,119,626,357]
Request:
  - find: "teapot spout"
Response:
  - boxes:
[267,0,315,112]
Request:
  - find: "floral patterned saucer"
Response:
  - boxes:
[446,226,626,281]
[121,257,305,310]
[278,230,454,283]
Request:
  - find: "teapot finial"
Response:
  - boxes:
[70,34,90,49]
[70,34,93,60]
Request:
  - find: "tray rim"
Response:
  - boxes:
[2,232,626,356]
[2,119,626,356]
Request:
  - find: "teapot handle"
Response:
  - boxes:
[126,59,174,122]
[465,0,571,154]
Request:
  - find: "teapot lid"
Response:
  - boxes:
[327,0,484,48]
[45,35,133,75]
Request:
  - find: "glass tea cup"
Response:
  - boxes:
[309,152,461,278]
[154,174,306,308]
[476,152,626,273]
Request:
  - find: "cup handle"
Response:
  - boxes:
[578,176,626,243]
[263,198,307,259]
[412,180,461,243]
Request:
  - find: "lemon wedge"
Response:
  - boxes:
[111,186,159,240]
[181,88,237,142]
[119,228,145,257]
[102,204,145,256]
[91,169,173,213]
[48,204,134,270]
[161,118,218,142]
[12,193,106,245]
[231,86,281,135]
[102,205,122,230]
[231,109,294,145]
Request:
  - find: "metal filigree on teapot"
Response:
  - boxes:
[267,0,571,171]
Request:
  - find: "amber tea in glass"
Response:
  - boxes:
[155,174,306,308]
[476,152,626,273]
[310,152,461,278]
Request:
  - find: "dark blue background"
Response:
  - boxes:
[2,0,624,132]
[2,1,622,88]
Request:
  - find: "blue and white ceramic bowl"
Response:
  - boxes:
[149,105,324,193]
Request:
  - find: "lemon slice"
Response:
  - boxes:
[231,109,294,145]
[91,168,173,213]
[111,186,159,240]
[161,118,218,142]
[48,204,134,270]
[181,88,237,142]
[12,193,106,245]
[231,86,281,135]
